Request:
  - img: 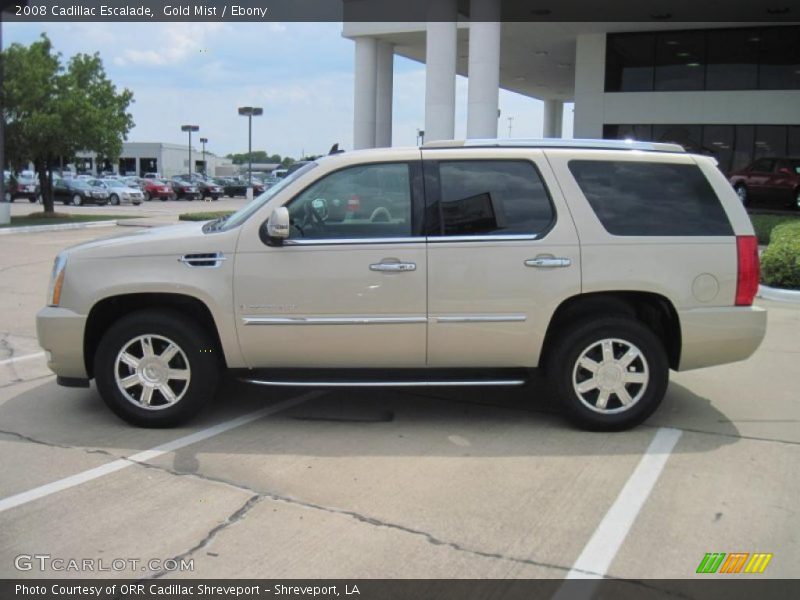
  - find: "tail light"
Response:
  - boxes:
[735,235,759,306]
[347,194,360,213]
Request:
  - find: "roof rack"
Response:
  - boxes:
[422,138,686,153]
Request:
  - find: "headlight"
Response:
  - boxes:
[47,253,68,307]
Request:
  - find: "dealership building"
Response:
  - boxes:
[75,142,234,178]
[344,5,800,173]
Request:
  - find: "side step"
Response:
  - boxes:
[237,368,529,388]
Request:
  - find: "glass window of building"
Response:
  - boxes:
[732,126,756,173]
[754,126,788,159]
[706,28,760,90]
[702,126,735,173]
[654,31,705,91]
[652,125,703,153]
[605,33,655,92]
[758,26,800,90]
[788,126,800,157]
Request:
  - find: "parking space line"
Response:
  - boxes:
[0,392,320,514]
[562,427,683,582]
[0,352,45,366]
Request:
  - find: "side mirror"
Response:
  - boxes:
[263,206,290,246]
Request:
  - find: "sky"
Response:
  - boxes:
[3,21,573,159]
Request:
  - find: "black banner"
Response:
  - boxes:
[3,0,800,22]
[3,579,800,600]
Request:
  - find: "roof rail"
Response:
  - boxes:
[422,138,686,153]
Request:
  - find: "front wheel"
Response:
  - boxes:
[144,192,151,202]
[546,317,669,431]
[110,194,120,206]
[94,310,220,427]
[72,194,83,206]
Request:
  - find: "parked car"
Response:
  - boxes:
[52,178,109,206]
[142,172,162,180]
[193,178,223,201]
[728,157,800,210]
[89,179,143,206]
[37,139,766,429]
[222,177,265,197]
[7,174,41,203]
[123,176,147,191]
[142,179,175,202]
[170,178,201,201]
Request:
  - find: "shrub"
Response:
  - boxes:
[178,211,233,222]
[749,214,800,245]
[761,221,800,290]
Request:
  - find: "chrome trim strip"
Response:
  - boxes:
[435,315,527,323]
[284,237,424,246]
[242,316,427,326]
[428,234,538,243]
[241,378,527,388]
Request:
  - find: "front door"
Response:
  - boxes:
[422,149,581,368]
[234,159,428,368]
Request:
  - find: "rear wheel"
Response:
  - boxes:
[110,194,120,206]
[72,194,83,206]
[94,310,220,427]
[546,316,669,431]
[144,192,151,202]
[735,184,749,206]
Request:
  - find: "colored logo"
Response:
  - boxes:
[696,552,773,574]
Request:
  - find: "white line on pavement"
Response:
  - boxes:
[0,391,320,514]
[559,427,683,586]
[0,352,45,366]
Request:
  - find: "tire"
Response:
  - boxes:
[144,192,151,202]
[28,196,37,203]
[546,316,669,431]
[94,309,220,427]
[794,188,800,211]
[161,196,168,202]
[110,194,120,206]
[72,194,83,206]
[211,195,220,201]
[735,184,749,207]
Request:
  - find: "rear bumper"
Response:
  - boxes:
[677,305,767,371]
[36,306,88,379]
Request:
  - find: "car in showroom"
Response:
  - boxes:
[89,178,143,206]
[37,139,765,430]
[143,179,175,202]
[52,177,110,205]
[170,177,201,201]
[728,157,800,210]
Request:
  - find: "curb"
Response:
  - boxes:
[0,220,120,235]
[757,284,800,304]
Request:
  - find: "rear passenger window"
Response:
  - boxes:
[568,161,733,236]
[434,160,554,237]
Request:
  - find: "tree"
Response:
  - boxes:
[2,34,134,213]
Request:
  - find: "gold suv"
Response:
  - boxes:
[36,139,766,430]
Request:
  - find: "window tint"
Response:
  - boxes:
[287,163,412,240]
[568,161,733,236]
[434,160,553,237]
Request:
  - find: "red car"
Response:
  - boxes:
[142,178,174,202]
[728,157,800,210]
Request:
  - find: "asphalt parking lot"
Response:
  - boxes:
[0,214,797,581]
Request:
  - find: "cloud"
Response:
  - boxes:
[113,23,227,66]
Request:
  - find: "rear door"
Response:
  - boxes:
[422,149,581,368]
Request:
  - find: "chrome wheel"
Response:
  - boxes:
[572,338,649,414]
[114,334,191,411]
[736,185,747,205]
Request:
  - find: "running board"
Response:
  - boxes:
[240,378,527,388]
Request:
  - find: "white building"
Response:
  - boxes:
[344,5,800,173]
[75,142,233,178]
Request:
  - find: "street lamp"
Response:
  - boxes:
[237,106,263,187]
[199,137,208,175]
[416,129,425,146]
[180,125,199,179]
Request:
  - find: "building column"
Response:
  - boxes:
[543,99,564,138]
[573,33,606,139]
[375,41,394,148]
[425,0,457,142]
[353,36,378,150]
[466,0,500,139]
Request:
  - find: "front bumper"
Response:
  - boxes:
[36,306,88,379]
[677,305,767,371]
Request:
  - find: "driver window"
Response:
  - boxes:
[287,163,412,239]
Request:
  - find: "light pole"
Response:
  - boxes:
[507,116,514,138]
[180,125,199,179]
[416,129,425,146]
[237,106,263,188]
[199,137,208,176]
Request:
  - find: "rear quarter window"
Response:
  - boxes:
[568,160,733,236]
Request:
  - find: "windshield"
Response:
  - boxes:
[206,161,318,233]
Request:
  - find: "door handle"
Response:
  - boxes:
[525,256,572,268]
[370,261,416,272]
